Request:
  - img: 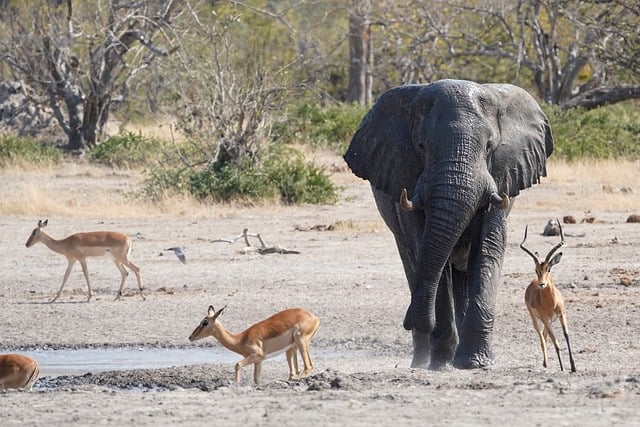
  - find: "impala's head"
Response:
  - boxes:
[520,221,565,288]
[25,218,48,248]
[189,305,226,341]
[532,253,563,288]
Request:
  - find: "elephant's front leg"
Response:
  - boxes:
[407,261,459,370]
[454,205,511,369]
[428,262,459,370]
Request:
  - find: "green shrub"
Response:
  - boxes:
[143,145,338,204]
[0,135,62,167]
[140,167,190,201]
[544,103,640,161]
[188,159,277,202]
[89,131,169,167]
[262,149,337,204]
[275,102,367,151]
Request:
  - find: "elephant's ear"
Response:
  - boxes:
[344,85,425,196]
[487,84,554,198]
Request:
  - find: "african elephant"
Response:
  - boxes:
[344,79,553,370]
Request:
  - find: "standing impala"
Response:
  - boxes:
[189,305,320,384]
[0,354,39,390]
[25,219,144,302]
[520,222,576,373]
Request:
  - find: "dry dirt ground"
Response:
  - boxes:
[1,157,639,426]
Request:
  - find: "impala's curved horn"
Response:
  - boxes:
[544,219,565,263]
[520,225,540,266]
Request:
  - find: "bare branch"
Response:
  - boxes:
[212,229,300,255]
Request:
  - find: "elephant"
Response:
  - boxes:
[344,79,553,370]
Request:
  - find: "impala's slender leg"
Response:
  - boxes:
[124,259,144,300]
[294,329,314,378]
[78,259,93,301]
[528,308,549,368]
[235,353,264,384]
[114,261,129,301]
[253,361,263,385]
[559,314,577,373]
[286,347,299,380]
[541,318,564,371]
[52,260,76,302]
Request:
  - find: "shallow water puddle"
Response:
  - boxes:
[9,347,238,377]
[7,347,359,377]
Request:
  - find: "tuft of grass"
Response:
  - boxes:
[0,135,62,167]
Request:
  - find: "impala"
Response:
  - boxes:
[0,354,39,390]
[25,219,144,302]
[521,221,576,373]
[189,305,320,384]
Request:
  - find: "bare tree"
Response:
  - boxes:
[0,0,183,150]
[346,0,372,105]
[169,9,288,169]
[371,0,640,109]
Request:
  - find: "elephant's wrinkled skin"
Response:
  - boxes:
[344,79,553,370]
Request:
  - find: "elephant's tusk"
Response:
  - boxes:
[400,189,415,211]
[490,192,510,210]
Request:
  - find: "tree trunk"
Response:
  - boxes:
[347,0,372,105]
[562,85,640,110]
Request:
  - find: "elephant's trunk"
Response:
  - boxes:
[405,139,492,335]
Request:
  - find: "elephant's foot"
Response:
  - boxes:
[453,349,495,369]
[428,359,454,371]
[410,356,429,369]
[410,328,431,369]
[429,347,455,371]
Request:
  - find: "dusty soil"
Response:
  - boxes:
[1,158,640,426]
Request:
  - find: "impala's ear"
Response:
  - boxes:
[207,305,215,316]
[549,252,563,268]
[213,305,227,321]
[38,219,48,228]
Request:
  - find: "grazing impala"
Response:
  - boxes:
[25,219,144,302]
[189,305,320,384]
[0,354,39,390]
[521,222,576,373]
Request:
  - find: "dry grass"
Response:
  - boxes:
[546,159,640,186]
[516,159,640,211]
[0,161,305,219]
[1,163,209,218]
[1,158,638,219]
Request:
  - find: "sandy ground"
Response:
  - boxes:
[1,158,640,426]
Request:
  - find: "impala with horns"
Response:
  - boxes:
[25,219,143,302]
[520,221,576,372]
[189,305,320,384]
[0,354,39,390]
